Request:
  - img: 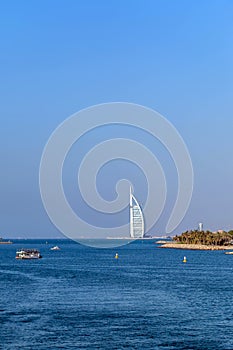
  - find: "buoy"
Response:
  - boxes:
[115,253,119,259]
[183,256,187,263]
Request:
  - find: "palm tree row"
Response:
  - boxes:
[173,230,233,246]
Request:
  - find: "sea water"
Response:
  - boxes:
[0,239,233,350]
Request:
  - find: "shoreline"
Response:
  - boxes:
[158,242,233,250]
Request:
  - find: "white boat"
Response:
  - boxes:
[16,249,42,259]
[50,246,60,251]
[129,186,145,239]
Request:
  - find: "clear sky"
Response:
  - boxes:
[1,0,233,238]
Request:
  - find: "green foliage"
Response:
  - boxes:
[173,230,233,246]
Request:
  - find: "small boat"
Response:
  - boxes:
[16,249,42,259]
[225,251,233,255]
[0,237,12,244]
[50,246,60,251]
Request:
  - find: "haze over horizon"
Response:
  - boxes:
[1,1,233,239]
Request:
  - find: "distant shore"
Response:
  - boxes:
[159,242,233,250]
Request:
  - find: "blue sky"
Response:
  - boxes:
[1,1,233,238]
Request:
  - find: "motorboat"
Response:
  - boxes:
[50,246,60,251]
[16,249,42,259]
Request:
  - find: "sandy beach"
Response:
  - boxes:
[158,242,233,250]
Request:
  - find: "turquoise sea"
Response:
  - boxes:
[0,239,233,349]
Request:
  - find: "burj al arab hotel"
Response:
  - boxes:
[129,187,145,239]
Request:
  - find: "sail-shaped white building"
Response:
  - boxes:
[129,187,145,239]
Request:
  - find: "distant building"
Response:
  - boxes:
[129,187,144,239]
[213,230,225,234]
[198,223,203,231]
